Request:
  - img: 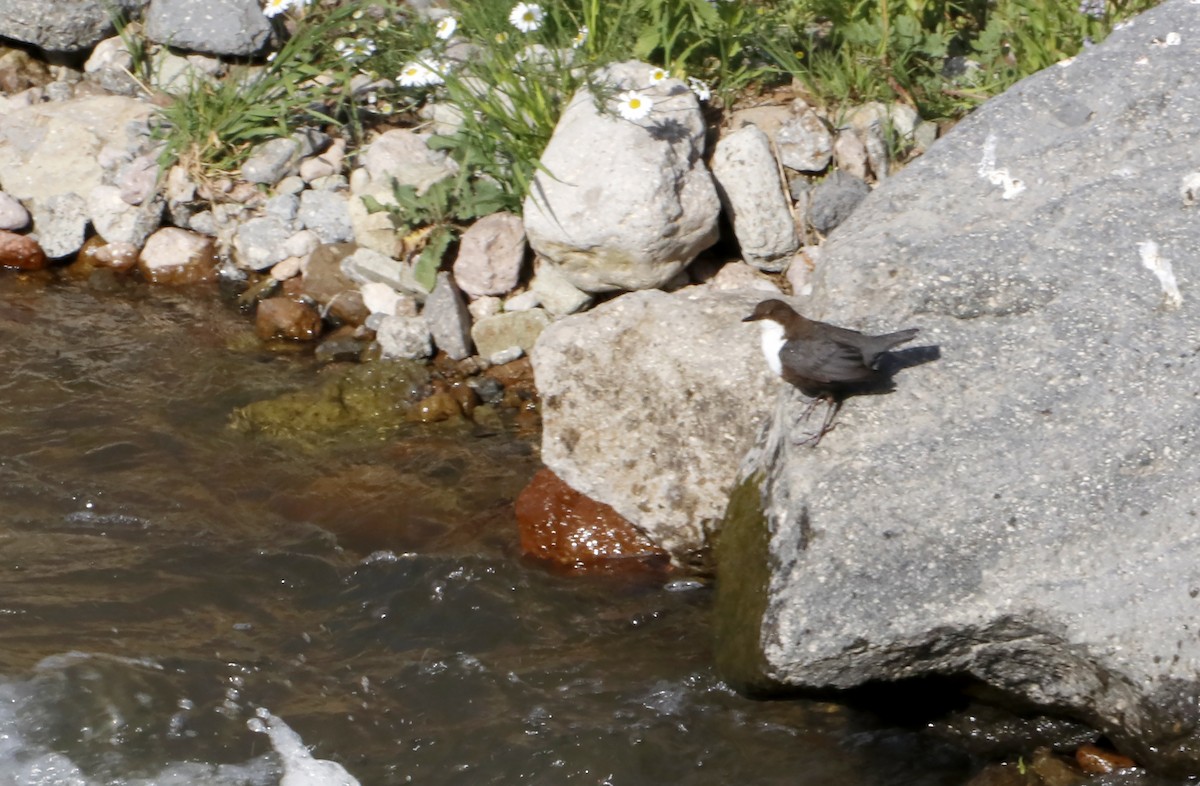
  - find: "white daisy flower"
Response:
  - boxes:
[397,61,443,88]
[509,2,544,33]
[435,16,457,40]
[571,25,588,49]
[335,38,375,62]
[263,0,292,18]
[615,90,653,121]
[687,77,711,102]
[648,67,669,86]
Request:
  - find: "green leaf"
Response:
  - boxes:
[414,227,454,292]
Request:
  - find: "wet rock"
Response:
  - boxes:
[710,125,799,272]
[298,190,354,244]
[0,0,142,53]
[809,171,871,234]
[85,238,139,272]
[0,192,30,231]
[407,390,463,424]
[138,227,216,284]
[515,468,669,571]
[422,272,473,360]
[31,192,88,258]
[233,216,293,271]
[145,0,272,57]
[0,230,47,270]
[88,185,163,247]
[1075,744,1136,774]
[241,138,300,186]
[302,243,368,324]
[529,259,592,317]
[523,60,720,293]
[230,360,431,439]
[452,211,527,297]
[255,297,323,342]
[531,289,778,564]
[471,308,550,363]
[377,315,433,360]
[776,104,833,173]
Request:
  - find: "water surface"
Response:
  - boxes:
[0,275,972,784]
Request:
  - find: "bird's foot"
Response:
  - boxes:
[790,423,837,447]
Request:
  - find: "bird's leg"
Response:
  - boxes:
[792,397,842,447]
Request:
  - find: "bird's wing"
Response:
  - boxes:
[779,337,874,384]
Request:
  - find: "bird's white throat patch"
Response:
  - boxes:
[756,320,786,377]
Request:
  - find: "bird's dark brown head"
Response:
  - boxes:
[742,299,799,324]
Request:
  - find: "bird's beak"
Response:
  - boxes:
[741,314,756,322]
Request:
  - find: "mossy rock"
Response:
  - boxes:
[230,360,432,440]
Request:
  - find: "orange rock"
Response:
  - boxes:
[1075,743,1136,774]
[515,468,668,572]
[255,297,323,342]
[0,231,48,270]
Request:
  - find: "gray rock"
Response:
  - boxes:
[472,308,550,361]
[832,130,869,181]
[116,154,159,206]
[232,216,293,271]
[523,61,720,293]
[144,0,271,57]
[31,193,88,258]
[503,290,541,312]
[281,229,320,260]
[298,190,354,244]
[0,0,141,53]
[341,247,430,300]
[776,104,833,173]
[0,192,30,231]
[467,295,502,321]
[710,125,799,272]
[529,259,592,316]
[264,194,300,228]
[531,289,779,563]
[422,272,473,360]
[452,211,527,297]
[87,185,163,246]
[808,171,870,234]
[0,96,153,206]
[360,129,459,191]
[714,0,1200,773]
[377,315,433,360]
[841,102,891,179]
[149,49,223,95]
[241,138,300,186]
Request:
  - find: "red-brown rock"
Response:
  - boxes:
[515,468,669,572]
[0,230,48,270]
[255,297,323,342]
[1075,743,1136,774]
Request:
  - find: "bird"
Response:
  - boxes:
[743,299,920,445]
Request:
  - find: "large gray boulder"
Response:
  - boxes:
[532,288,779,564]
[523,61,720,293]
[715,0,1200,774]
[0,0,143,53]
[144,0,271,57]
[710,125,799,272]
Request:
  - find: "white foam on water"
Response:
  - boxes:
[248,708,361,786]
[0,659,327,786]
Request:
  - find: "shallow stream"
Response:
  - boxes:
[0,275,975,784]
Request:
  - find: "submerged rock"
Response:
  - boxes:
[231,361,431,440]
[0,230,47,270]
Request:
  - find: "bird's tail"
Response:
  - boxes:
[863,328,919,367]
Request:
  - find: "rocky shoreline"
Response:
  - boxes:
[8,0,1200,777]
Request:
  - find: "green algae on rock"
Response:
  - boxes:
[230,360,432,441]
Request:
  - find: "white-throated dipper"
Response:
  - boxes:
[743,299,920,444]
